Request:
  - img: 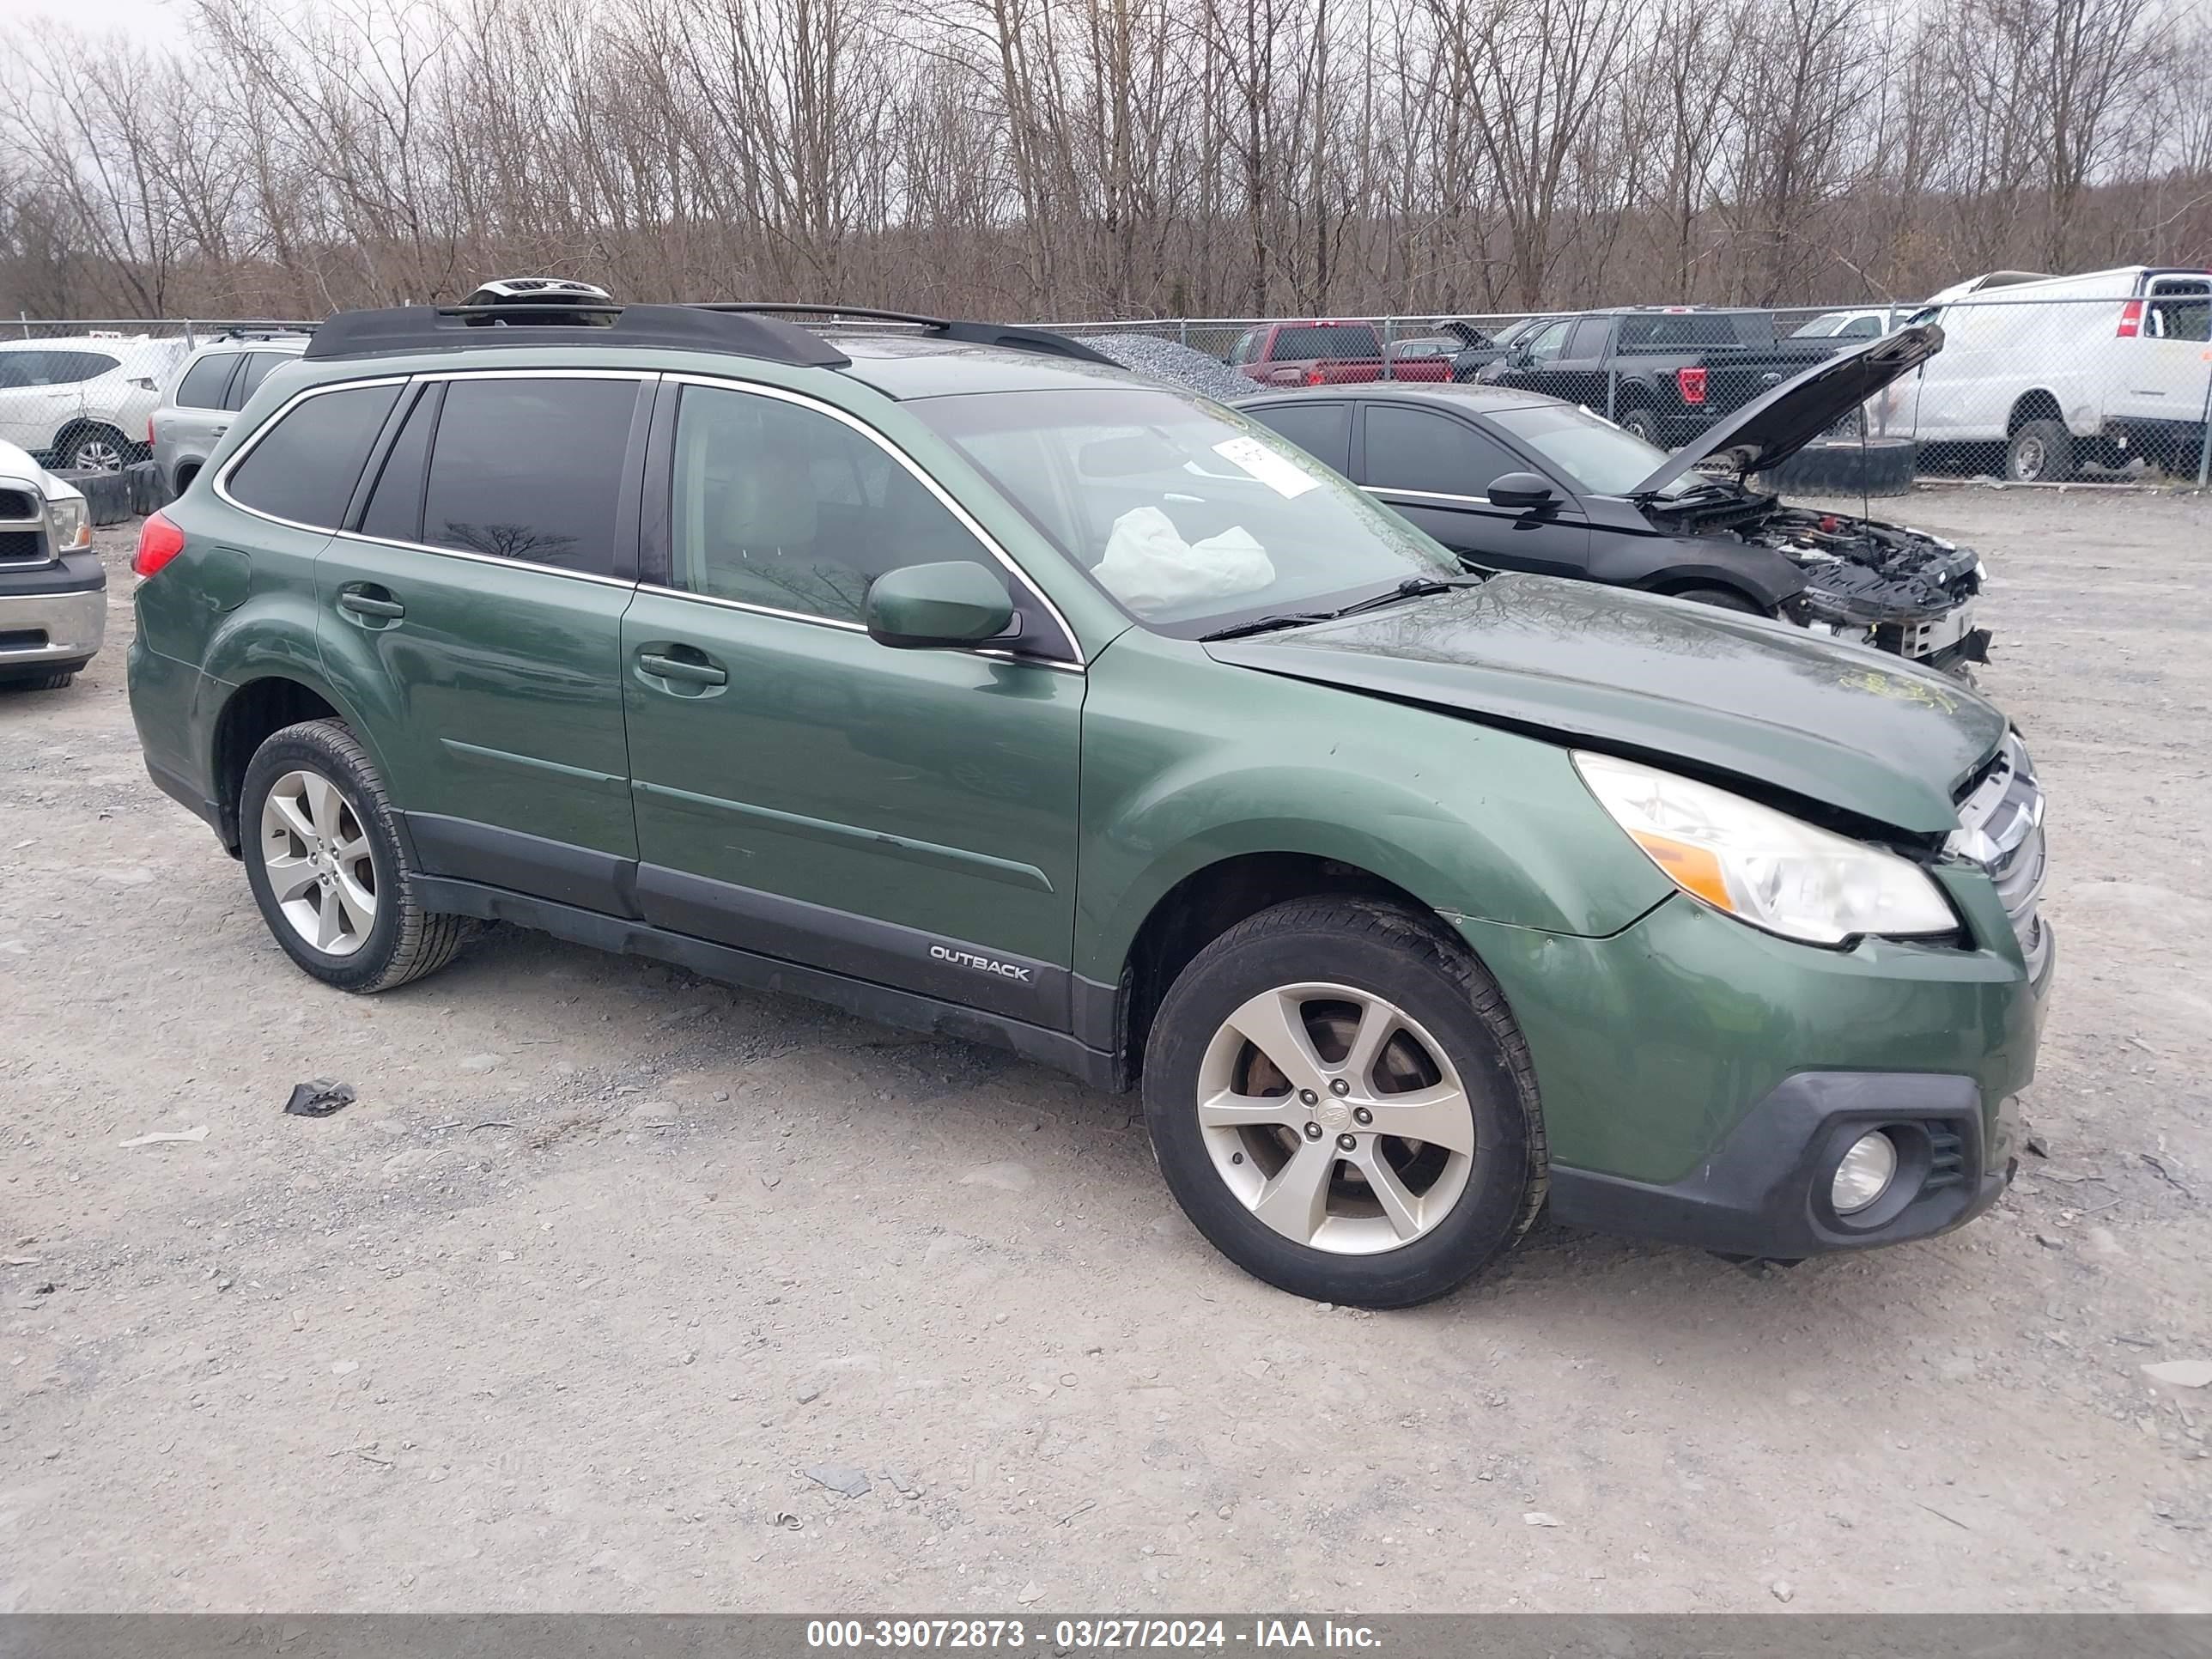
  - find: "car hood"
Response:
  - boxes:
[1628,324,1947,496]
[1205,574,2007,836]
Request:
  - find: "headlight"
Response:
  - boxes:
[47,496,90,552]
[1574,751,1956,945]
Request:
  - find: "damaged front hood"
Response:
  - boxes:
[1207,574,2008,836]
[1630,324,1946,495]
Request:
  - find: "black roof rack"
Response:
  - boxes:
[303,303,852,368]
[301,299,1116,371]
[691,303,1119,368]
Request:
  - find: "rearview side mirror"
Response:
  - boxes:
[866,561,1016,649]
[1487,471,1558,510]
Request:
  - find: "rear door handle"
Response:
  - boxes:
[337,587,404,620]
[637,650,726,687]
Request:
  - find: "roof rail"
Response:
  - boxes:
[302,303,852,368]
[691,303,1120,367]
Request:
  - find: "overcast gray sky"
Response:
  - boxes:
[9,0,193,48]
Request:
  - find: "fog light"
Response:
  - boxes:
[1832,1131,1899,1214]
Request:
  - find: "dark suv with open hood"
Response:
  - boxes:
[1242,325,1988,672]
[126,294,2051,1309]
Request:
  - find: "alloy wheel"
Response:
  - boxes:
[1195,982,1476,1255]
[67,435,126,471]
[259,769,377,956]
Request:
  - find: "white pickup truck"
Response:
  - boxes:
[1879,266,2212,482]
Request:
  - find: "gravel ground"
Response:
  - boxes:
[3,486,2209,1613]
[1079,333,1258,402]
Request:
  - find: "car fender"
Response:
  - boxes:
[197,594,396,795]
[1585,534,1805,611]
[1073,635,1674,987]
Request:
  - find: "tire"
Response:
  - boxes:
[1668,584,1765,614]
[2006,418,2075,483]
[1754,435,1918,498]
[1617,406,1662,443]
[240,719,468,993]
[1142,897,1547,1308]
[56,422,132,473]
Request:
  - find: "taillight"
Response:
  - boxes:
[1305,368,1324,385]
[2117,300,2143,337]
[147,415,157,445]
[133,510,185,578]
[1677,367,1707,404]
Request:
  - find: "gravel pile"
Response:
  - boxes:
[1083,331,1255,403]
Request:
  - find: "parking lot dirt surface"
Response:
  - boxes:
[4,486,2211,1614]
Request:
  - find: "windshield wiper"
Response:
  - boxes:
[1198,576,1477,641]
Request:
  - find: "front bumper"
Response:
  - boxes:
[0,550,107,676]
[1457,886,2054,1260]
[1548,1072,2026,1257]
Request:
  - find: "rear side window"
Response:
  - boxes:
[225,382,402,529]
[358,384,440,543]
[230,351,289,408]
[1246,402,1352,473]
[173,354,238,409]
[43,351,119,384]
[1364,405,1526,497]
[421,377,640,575]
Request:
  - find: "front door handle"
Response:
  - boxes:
[636,649,726,687]
[337,587,405,620]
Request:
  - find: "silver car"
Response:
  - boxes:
[0,439,100,690]
[151,334,310,495]
[0,335,188,471]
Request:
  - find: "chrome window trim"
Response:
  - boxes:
[329,526,640,589]
[662,371,1086,669]
[1364,483,1496,507]
[210,374,414,536]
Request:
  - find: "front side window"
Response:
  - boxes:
[1246,401,1352,473]
[915,386,1456,633]
[1522,319,1574,363]
[1226,331,1259,367]
[225,382,403,528]
[173,353,238,408]
[1487,402,1685,498]
[421,377,640,575]
[1364,405,1526,497]
[670,383,993,625]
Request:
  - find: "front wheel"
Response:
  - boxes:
[240,719,469,993]
[1142,898,1547,1308]
[1668,584,1765,615]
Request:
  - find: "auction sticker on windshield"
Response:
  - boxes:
[1212,437,1321,498]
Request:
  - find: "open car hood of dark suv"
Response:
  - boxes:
[1206,573,2007,836]
[1627,324,1946,496]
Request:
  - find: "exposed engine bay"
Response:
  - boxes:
[1661,490,1990,672]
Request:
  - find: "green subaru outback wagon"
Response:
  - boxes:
[127,295,2053,1307]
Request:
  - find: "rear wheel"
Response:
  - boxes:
[56,422,131,472]
[240,719,468,993]
[1618,406,1662,443]
[1142,897,1546,1308]
[2006,419,2075,483]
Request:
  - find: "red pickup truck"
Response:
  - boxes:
[1227,320,1389,386]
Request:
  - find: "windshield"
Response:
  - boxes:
[1488,402,1690,497]
[1791,313,1846,337]
[914,387,1458,633]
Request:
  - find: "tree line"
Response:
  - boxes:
[1,0,2206,323]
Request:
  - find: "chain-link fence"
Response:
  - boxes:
[14,287,2209,488]
[1,318,315,472]
[1051,288,2212,486]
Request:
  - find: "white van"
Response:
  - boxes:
[1879,266,2211,482]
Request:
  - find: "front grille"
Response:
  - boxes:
[1950,732,2048,976]
[0,528,45,563]
[0,488,38,520]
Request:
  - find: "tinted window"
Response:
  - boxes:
[226,383,403,528]
[43,351,118,384]
[672,384,988,624]
[231,351,289,407]
[1617,314,1748,348]
[1273,325,1381,362]
[421,377,639,575]
[359,384,439,543]
[1247,402,1352,473]
[1564,318,1609,358]
[174,354,238,408]
[1364,406,1526,496]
